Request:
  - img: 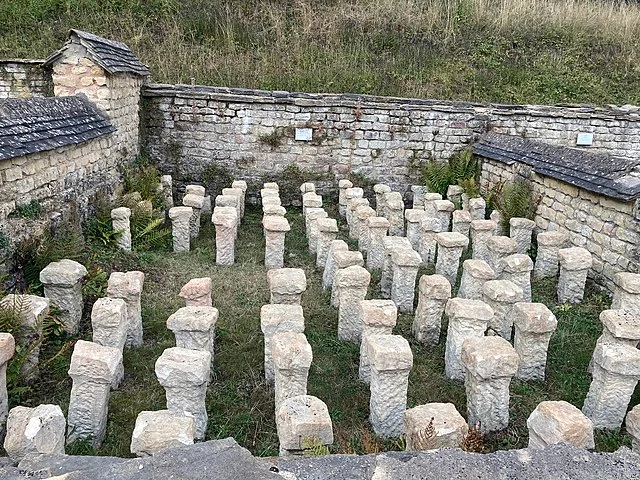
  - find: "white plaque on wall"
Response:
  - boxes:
[576,132,594,146]
[295,128,313,141]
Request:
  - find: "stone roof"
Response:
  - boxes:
[44,29,150,77]
[472,132,640,201]
[0,96,114,161]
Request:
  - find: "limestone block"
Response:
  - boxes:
[179,277,212,307]
[384,192,405,236]
[612,272,640,314]
[107,271,145,348]
[368,334,413,438]
[366,216,390,270]
[161,175,173,209]
[533,231,568,280]
[380,236,412,298]
[183,193,204,239]
[557,247,592,304]
[91,297,127,388]
[404,403,467,450]
[110,207,131,251]
[446,185,464,206]
[268,268,307,305]
[411,185,428,209]
[358,300,397,383]
[596,309,640,350]
[306,208,328,255]
[272,332,313,410]
[169,206,192,253]
[513,302,557,380]
[300,182,315,195]
[322,240,349,290]
[482,279,524,340]
[468,197,486,221]
[419,217,441,265]
[486,236,518,275]
[433,200,455,232]
[452,209,472,238]
[130,410,195,457]
[444,298,494,381]
[499,254,534,302]
[461,336,519,433]
[373,183,391,217]
[185,185,205,197]
[222,187,243,220]
[40,259,87,335]
[262,195,282,207]
[356,205,377,253]
[263,182,279,191]
[413,274,451,345]
[263,216,290,269]
[509,217,536,255]
[423,193,443,218]
[167,306,218,368]
[470,220,497,264]
[4,404,65,463]
[338,179,354,216]
[458,259,496,301]
[260,305,305,382]
[490,210,506,236]
[405,209,428,251]
[345,187,364,227]
[316,217,339,268]
[348,198,370,240]
[336,266,371,342]
[330,251,365,308]
[263,204,287,217]
[0,333,15,430]
[527,401,594,450]
[625,405,640,453]
[276,395,333,456]
[302,192,322,217]
[155,347,211,440]
[231,180,247,218]
[435,232,469,286]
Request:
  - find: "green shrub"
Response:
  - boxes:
[423,147,479,196]
[487,179,539,231]
[11,200,43,220]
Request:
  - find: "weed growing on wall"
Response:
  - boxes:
[11,200,43,220]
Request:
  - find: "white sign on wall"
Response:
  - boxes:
[294,128,313,141]
[576,132,594,146]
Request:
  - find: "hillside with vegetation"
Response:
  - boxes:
[2,0,640,105]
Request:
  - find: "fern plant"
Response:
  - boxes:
[488,179,538,231]
[410,417,438,450]
[118,194,171,251]
[423,147,479,196]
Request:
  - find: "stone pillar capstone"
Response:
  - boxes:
[167,306,218,370]
[4,404,65,463]
[611,272,640,314]
[330,251,364,308]
[272,332,313,411]
[486,236,517,275]
[111,207,132,251]
[498,254,534,302]
[168,206,193,253]
[302,192,322,218]
[482,279,524,340]
[39,259,87,335]
[435,232,469,287]
[557,247,592,304]
[527,401,594,450]
[513,302,557,381]
[366,216,390,270]
[336,265,371,342]
[533,231,568,280]
[458,259,495,300]
[107,270,145,348]
[268,268,307,305]
[358,300,397,383]
[179,277,213,307]
[263,215,290,269]
[260,304,305,383]
[413,274,451,345]
[222,187,244,221]
[433,200,455,232]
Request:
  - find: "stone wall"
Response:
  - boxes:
[0,60,52,99]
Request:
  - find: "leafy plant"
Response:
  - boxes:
[258,128,287,149]
[410,417,437,451]
[459,177,480,198]
[423,147,479,196]
[487,179,539,231]
[301,436,330,456]
[11,200,43,220]
[122,159,165,209]
[82,266,109,299]
[461,423,486,453]
[84,215,121,247]
[118,195,171,251]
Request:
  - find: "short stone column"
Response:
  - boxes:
[381,237,412,298]
[276,395,333,457]
[626,406,640,453]
[160,175,174,209]
[4,404,66,463]
[404,403,467,450]
[374,184,391,216]
[469,219,496,264]
[306,208,328,255]
[107,270,145,348]
[458,259,495,300]
[183,193,205,239]
[384,192,405,236]
[322,240,349,290]
[499,254,534,302]
[358,300,397,383]
[111,207,132,251]
[268,268,307,305]
[435,232,469,286]
[167,306,218,369]
[0,334,15,430]
[300,182,315,195]
[533,231,568,280]
[444,298,494,381]
[433,200,455,231]
[302,192,322,218]
[336,266,371,342]
[345,187,364,228]
[557,247,592,304]
[490,210,505,236]
[486,236,517,275]
[509,217,536,254]
[272,332,313,410]
[423,193,443,217]
[513,302,557,380]
[91,297,127,388]
[461,336,519,433]
[130,410,196,457]
[222,187,244,221]
[316,218,338,268]
[330,251,365,308]
[67,340,122,447]
[348,198,370,240]
[155,347,211,440]
[179,277,212,307]
[419,217,441,265]
[582,343,640,429]
[611,272,640,313]
[356,205,377,252]
[39,259,87,335]
[404,209,427,251]
[263,215,290,269]
[411,185,428,209]
[168,206,193,252]
[366,217,390,270]
[527,401,594,450]
[390,248,422,314]
[213,208,238,265]
[452,209,471,238]
[467,197,486,221]
[447,185,464,205]
[231,180,248,219]
[338,179,354,217]
[482,279,523,340]
[367,334,413,438]
[260,305,305,382]
[412,274,451,345]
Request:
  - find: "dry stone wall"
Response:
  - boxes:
[0,60,51,99]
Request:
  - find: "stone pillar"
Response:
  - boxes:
[263,215,290,269]
[467,197,486,221]
[186,185,206,197]
[160,175,174,209]
[405,209,428,251]
[461,336,519,433]
[345,187,364,228]
[316,218,338,268]
[509,217,536,255]
[435,232,469,286]
[179,277,213,307]
[390,248,422,314]
[470,219,497,264]
[272,332,313,410]
[302,192,322,218]
[201,196,212,220]
[499,254,534,302]
[107,270,145,348]
[91,297,127,388]
[486,236,517,275]
[381,237,412,298]
[348,198,370,240]
[330,251,364,308]
[626,406,640,453]
[183,193,204,239]
[167,306,218,369]
[452,209,471,238]
[215,196,240,238]
[527,401,594,450]
[67,340,122,447]
[557,247,592,304]
[260,304,305,383]
[276,395,333,457]
[419,217,441,265]
[384,192,405,236]
[446,185,463,206]
[358,300,397,383]
[155,347,211,440]
[582,343,640,429]
[433,200,455,231]
[168,206,193,253]
[611,272,640,313]
[458,259,495,300]
[444,298,493,381]
[338,179,353,217]
[306,208,328,255]
[262,193,282,208]
[412,274,451,345]
[366,217,390,270]
[411,185,428,209]
[322,240,349,290]
[374,184,391,217]
[222,187,244,221]
[0,334,15,431]
[336,266,371,342]
[130,410,195,457]
[111,207,132,251]
[356,205,377,253]
[404,403,467,451]
[367,334,413,438]
[533,231,568,280]
[301,182,317,197]
[231,180,248,219]
[513,302,557,381]
[482,279,523,340]
[423,193,443,217]
[268,268,307,305]
[490,210,505,236]
[39,259,87,335]
[4,404,66,463]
